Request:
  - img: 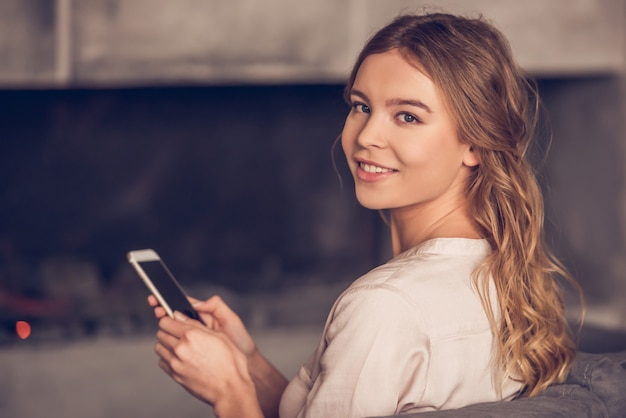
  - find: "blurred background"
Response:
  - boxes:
[1,0,625,417]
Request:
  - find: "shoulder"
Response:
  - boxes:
[346,238,489,305]
[333,281,420,320]
[330,238,494,339]
[354,238,491,287]
[322,281,431,376]
[324,280,428,351]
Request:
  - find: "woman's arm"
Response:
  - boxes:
[247,347,290,418]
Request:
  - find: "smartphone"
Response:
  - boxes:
[127,249,204,323]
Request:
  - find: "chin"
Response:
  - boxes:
[355,195,387,210]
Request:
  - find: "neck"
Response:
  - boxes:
[389,200,480,256]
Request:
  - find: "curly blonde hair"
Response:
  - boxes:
[345,12,583,397]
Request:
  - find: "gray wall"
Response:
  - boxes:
[542,75,626,327]
[1,0,625,332]
[0,0,623,85]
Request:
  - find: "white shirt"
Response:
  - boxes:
[279,238,522,418]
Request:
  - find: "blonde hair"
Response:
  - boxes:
[345,12,583,397]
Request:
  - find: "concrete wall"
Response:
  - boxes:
[0,1,625,329]
[0,0,623,86]
[541,76,626,327]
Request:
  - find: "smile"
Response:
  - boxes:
[359,162,396,173]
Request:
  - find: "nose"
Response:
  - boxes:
[355,114,388,149]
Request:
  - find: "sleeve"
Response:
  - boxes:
[297,284,430,418]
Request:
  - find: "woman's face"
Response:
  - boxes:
[341,49,478,212]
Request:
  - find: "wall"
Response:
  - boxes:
[1,0,625,332]
[541,75,626,327]
[0,0,623,86]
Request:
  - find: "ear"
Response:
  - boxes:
[462,146,480,167]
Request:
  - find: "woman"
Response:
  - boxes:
[150,12,580,418]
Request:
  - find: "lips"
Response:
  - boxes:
[355,160,397,182]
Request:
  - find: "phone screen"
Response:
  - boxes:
[139,259,202,322]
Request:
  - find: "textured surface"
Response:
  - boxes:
[0,0,623,86]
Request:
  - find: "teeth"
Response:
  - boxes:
[360,162,393,173]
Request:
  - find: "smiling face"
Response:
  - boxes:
[341,49,478,215]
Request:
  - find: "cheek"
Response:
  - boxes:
[398,142,459,182]
[394,142,430,169]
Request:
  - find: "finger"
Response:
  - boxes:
[178,301,217,329]
[176,311,222,338]
[148,294,159,307]
[154,306,167,319]
[192,295,224,314]
[159,313,210,339]
[190,306,216,330]
[156,328,180,352]
[158,316,188,338]
[194,296,239,326]
[157,356,187,389]
[155,340,171,361]
[158,357,173,377]
[200,314,216,330]
[173,310,208,330]
[155,342,178,379]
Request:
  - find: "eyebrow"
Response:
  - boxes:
[350,89,433,113]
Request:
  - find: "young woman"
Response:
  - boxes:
[150,12,580,418]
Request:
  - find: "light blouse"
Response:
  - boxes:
[279,238,522,418]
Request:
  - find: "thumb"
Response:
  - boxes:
[174,310,207,330]
[194,296,244,334]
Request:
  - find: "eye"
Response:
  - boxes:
[352,102,371,114]
[397,112,420,124]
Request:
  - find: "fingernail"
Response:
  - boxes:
[173,311,188,321]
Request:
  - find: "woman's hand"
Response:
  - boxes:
[148,294,287,418]
[148,294,255,357]
[155,312,263,417]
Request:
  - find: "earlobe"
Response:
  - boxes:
[463,146,480,167]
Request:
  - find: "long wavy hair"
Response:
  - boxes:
[344,12,582,397]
